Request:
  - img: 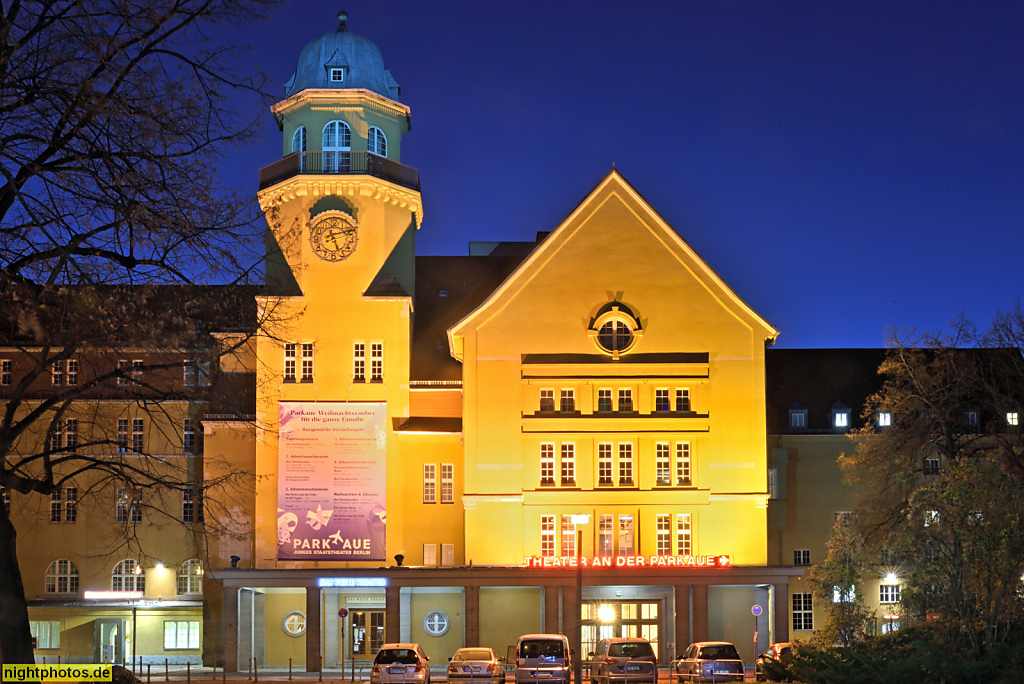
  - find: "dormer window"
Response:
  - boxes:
[788,403,807,429]
[329,67,346,83]
[878,412,892,427]
[588,302,642,359]
[831,402,851,431]
[1008,412,1020,427]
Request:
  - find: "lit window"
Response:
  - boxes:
[539,389,554,412]
[45,559,79,594]
[618,389,632,412]
[924,510,939,526]
[833,585,856,603]
[164,620,200,650]
[423,543,437,565]
[353,343,365,382]
[291,126,306,156]
[1,360,11,385]
[368,126,387,157]
[560,515,576,556]
[183,419,194,453]
[66,360,78,386]
[322,120,352,173]
[370,343,383,382]
[596,388,612,412]
[560,443,575,484]
[794,549,810,566]
[598,515,613,556]
[655,389,670,412]
[51,360,64,386]
[655,443,671,485]
[880,585,901,603]
[675,388,690,412]
[111,559,144,592]
[675,442,691,486]
[618,515,634,555]
[676,514,691,555]
[540,515,555,557]
[560,389,575,412]
[834,411,849,428]
[177,559,203,595]
[597,443,613,485]
[329,67,345,82]
[30,621,61,649]
[618,443,633,485]
[1008,412,1019,427]
[300,343,314,382]
[792,593,813,631]
[656,514,671,555]
[283,344,296,382]
[132,418,144,453]
[423,464,436,503]
[540,444,555,485]
[878,412,892,427]
[441,464,454,503]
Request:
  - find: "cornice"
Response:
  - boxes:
[257,176,423,228]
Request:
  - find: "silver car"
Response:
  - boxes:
[674,642,743,683]
[371,643,431,684]
[448,647,504,684]
[588,637,658,684]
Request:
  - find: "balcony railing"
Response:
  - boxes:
[258,152,420,191]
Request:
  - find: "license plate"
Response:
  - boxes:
[388,667,405,674]
[472,667,482,673]
[625,666,641,672]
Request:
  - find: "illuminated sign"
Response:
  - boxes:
[84,591,144,599]
[524,555,730,568]
[317,577,388,588]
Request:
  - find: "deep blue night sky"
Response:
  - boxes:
[226,1,1024,349]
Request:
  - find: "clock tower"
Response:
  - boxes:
[252,11,422,569]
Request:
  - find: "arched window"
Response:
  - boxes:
[322,120,351,172]
[177,559,203,595]
[368,126,387,157]
[112,559,145,592]
[45,559,79,594]
[291,126,306,154]
[589,303,643,358]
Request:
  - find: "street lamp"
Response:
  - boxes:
[570,514,590,684]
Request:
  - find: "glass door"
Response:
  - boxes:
[350,610,385,660]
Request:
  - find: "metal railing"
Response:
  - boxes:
[258,152,420,191]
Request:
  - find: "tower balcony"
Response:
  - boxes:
[258,152,420,191]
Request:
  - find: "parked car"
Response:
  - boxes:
[674,642,744,683]
[754,642,794,682]
[449,647,504,684]
[588,637,658,684]
[514,634,572,684]
[371,643,431,684]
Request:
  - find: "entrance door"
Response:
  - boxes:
[94,618,126,665]
[582,601,661,659]
[350,610,385,660]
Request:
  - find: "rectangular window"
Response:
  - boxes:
[283,344,296,382]
[560,443,575,484]
[792,593,813,631]
[539,389,554,412]
[132,359,143,384]
[656,443,671,485]
[52,361,64,386]
[65,487,77,523]
[966,410,979,426]
[878,412,892,427]
[49,423,62,452]
[1,359,11,385]
[65,419,77,450]
[163,621,200,650]
[675,388,690,412]
[794,549,810,566]
[618,443,633,484]
[833,585,856,603]
[353,343,365,381]
[676,442,691,485]
[441,543,454,566]
[116,487,128,523]
[618,389,632,412]
[183,419,195,453]
[618,515,634,555]
[598,514,613,556]
[66,359,78,386]
[441,464,454,503]
[182,488,197,523]
[540,444,555,485]
[923,458,940,476]
[598,443,613,485]
[117,419,128,452]
[561,515,576,556]
[597,388,612,412]
[790,410,807,428]
[423,464,436,503]
[50,490,62,523]
[1008,412,1019,426]
[370,343,383,382]
[300,343,314,382]
[676,514,691,555]
[655,388,670,412]
[656,514,671,555]
[198,360,211,386]
[183,360,195,387]
[132,418,144,453]
[540,515,555,557]
[880,585,901,603]
[329,67,345,82]
[423,543,438,565]
[560,389,575,412]
[30,621,61,650]
[768,468,778,499]
[834,411,849,428]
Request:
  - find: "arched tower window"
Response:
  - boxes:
[112,559,145,592]
[177,559,203,595]
[368,126,387,157]
[322,120,351,172]
[291,126,306,154]
[45,559,79,594]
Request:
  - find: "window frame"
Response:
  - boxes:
[655,442,671,485]
[283,344,296,382]
[676,513,692,555]
[656,514,671,555]
[177,559,203,595]
[422,464,437,503]
[45,559,79,594]
[539,389,555,412]
[540,443,555,485]
[111,559,145,592]
[792,593,813,631]
[440,464,454,504]
[540,515,555,557]
[675,388,690,412]
[597,443,613,485]
[794,549,811,566]
[163,620,200,650]
[560,443,575,485]
[368,126,387,157]
[618,442,633,485]
[559,388,575,413]
[353,343,365,382]
[655,388,670,412]
[370,343,383,382]
[300,343,314,382]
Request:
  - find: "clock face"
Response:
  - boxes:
[310,215,358,262]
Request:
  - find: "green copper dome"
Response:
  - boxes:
[284,11,401,100]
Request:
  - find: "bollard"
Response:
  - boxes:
[221,659,226,684]
[254,657,259,683]
[248,657,252,681]
[166,658,170,682]
[318,662,322,683]
[289,658,292,681]
[147,663,152,684]
[187,662,191,684]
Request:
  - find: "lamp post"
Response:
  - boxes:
[570,514,590,684]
